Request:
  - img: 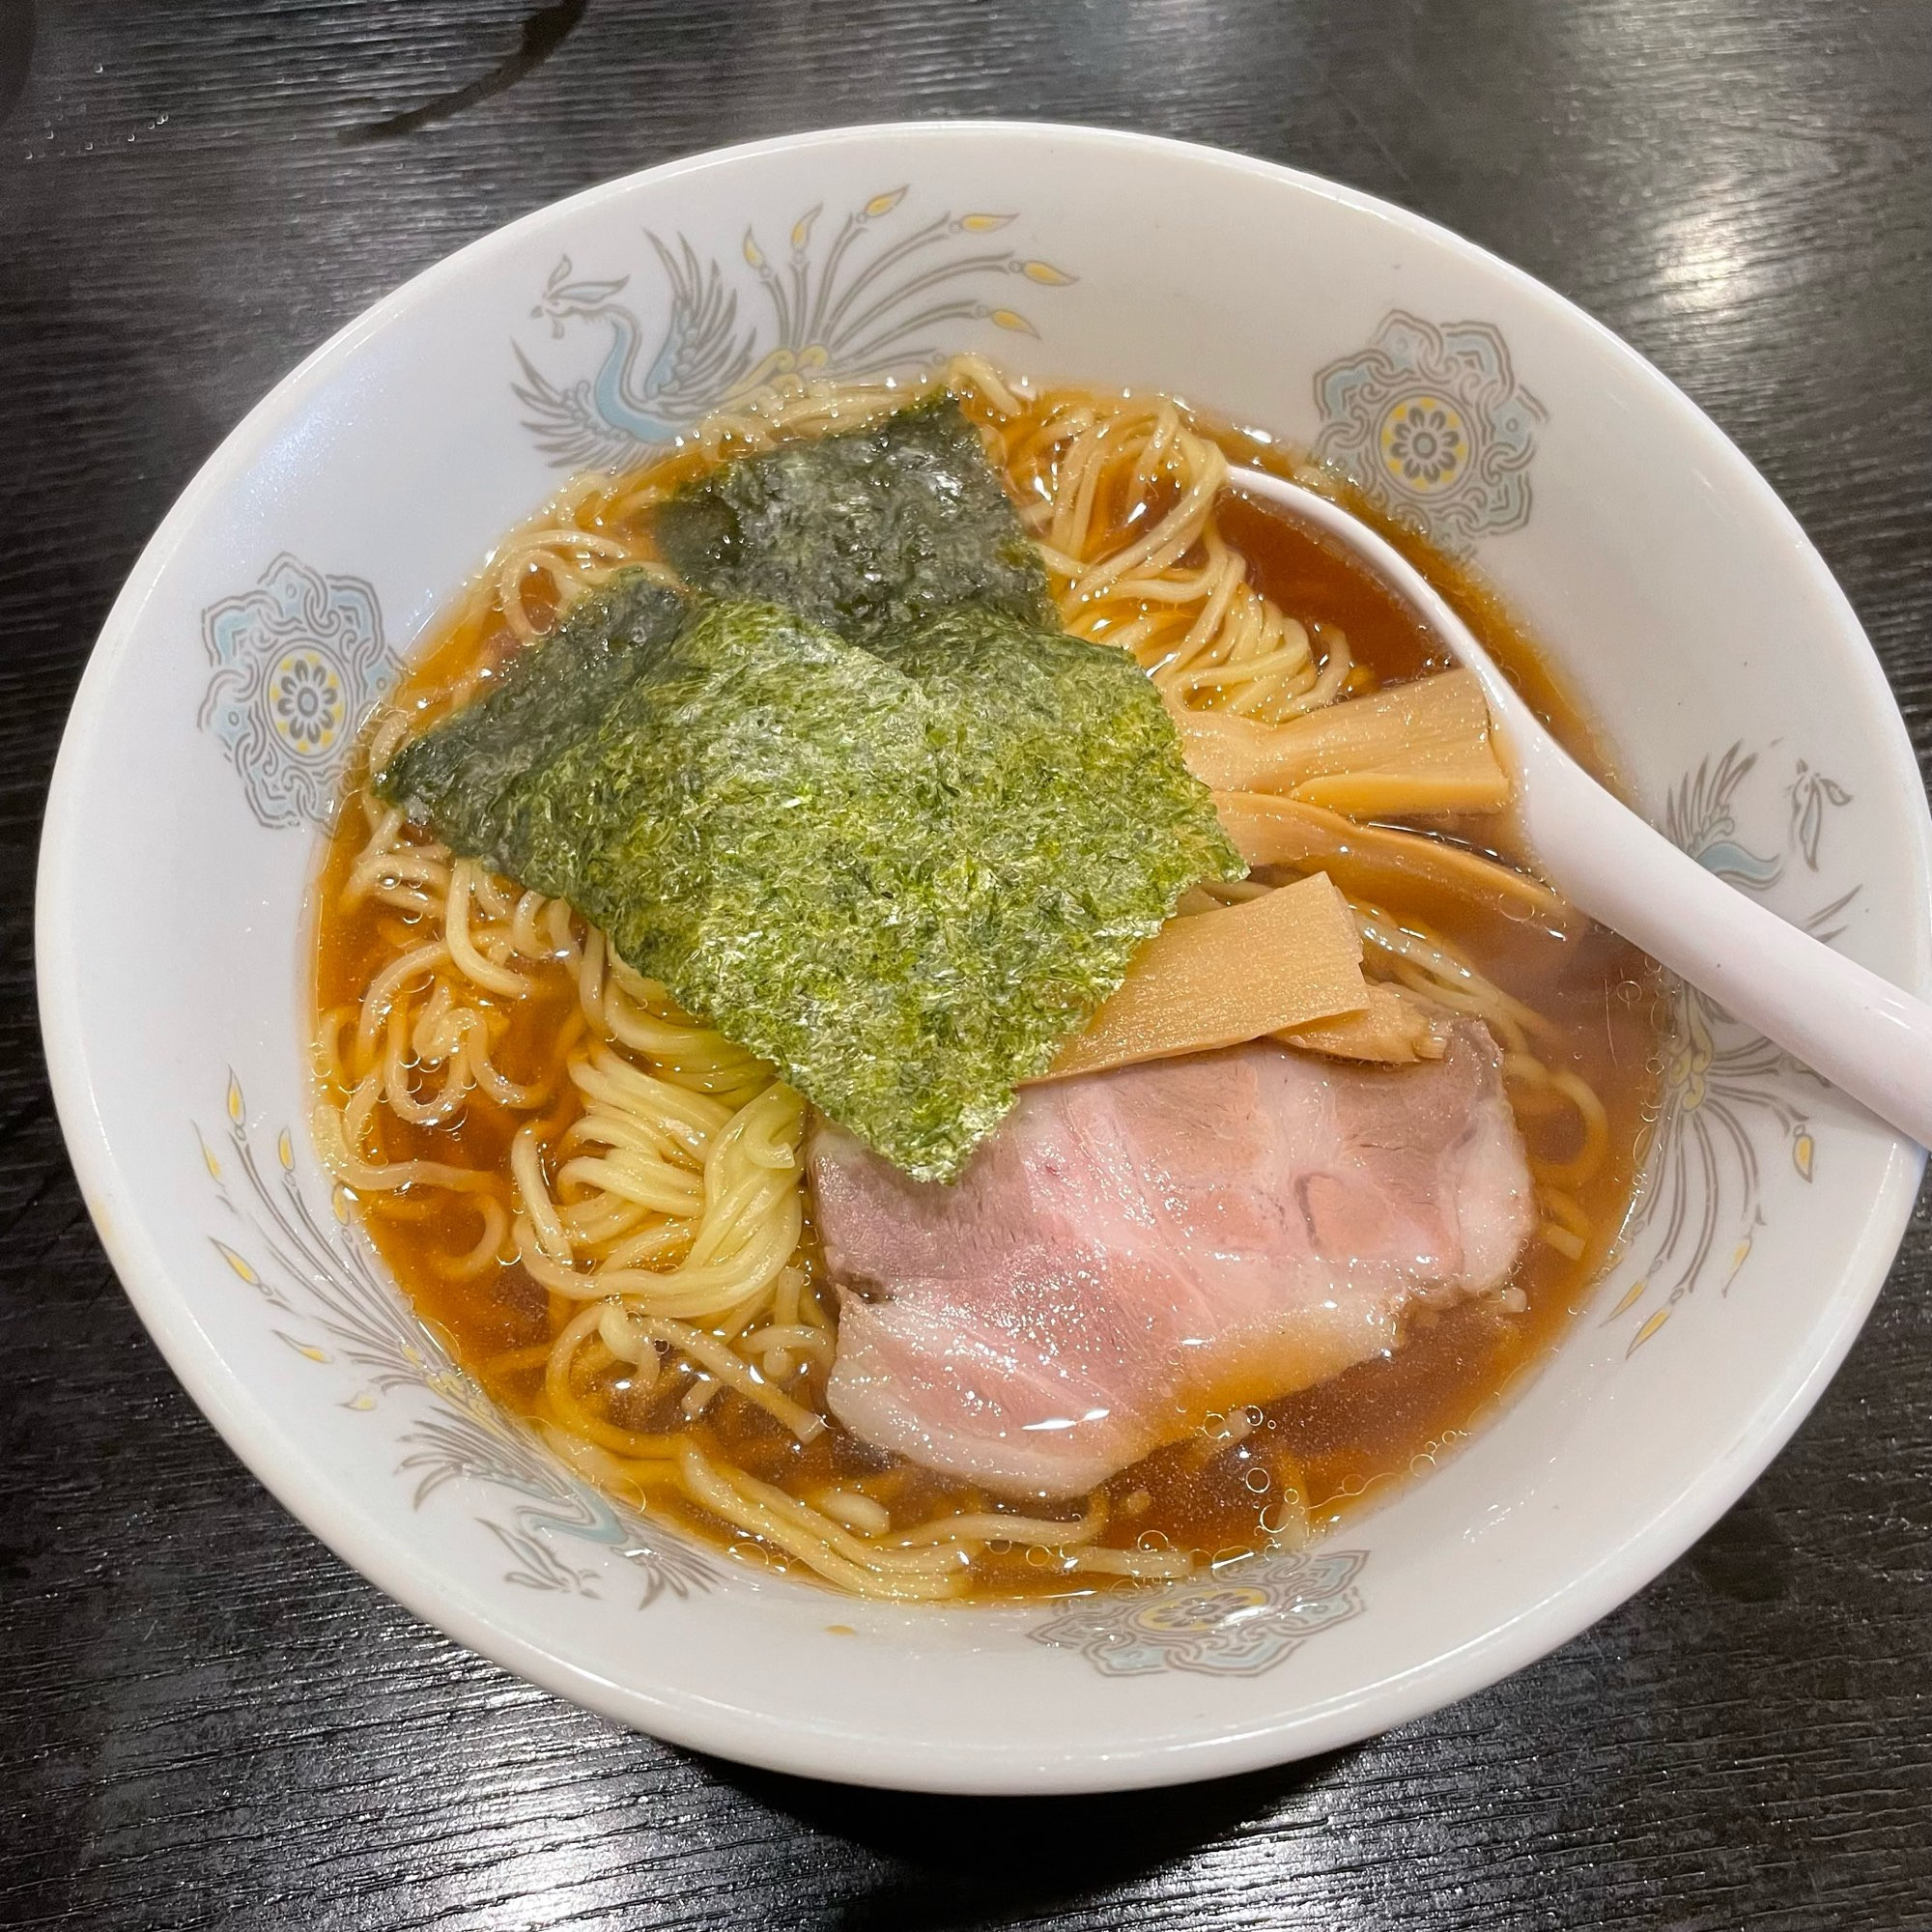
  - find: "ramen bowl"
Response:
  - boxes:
[38,122,1930,1794]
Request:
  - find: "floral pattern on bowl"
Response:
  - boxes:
[199,1075,716,1605]
[199,554,396,829]
[1315,311,1547,556]
[1031,1549,1367,1677]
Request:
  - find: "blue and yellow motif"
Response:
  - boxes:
[1315,311,1546,557]
[199,554,394,830]
[1611,746,1854,1352]
[1030,1548,1367,1678]
[511,188,1074,469]
[200,1075,716,1605]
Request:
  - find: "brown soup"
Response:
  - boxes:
[312,385,1663,1595]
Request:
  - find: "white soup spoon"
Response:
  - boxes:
[1231,466,1932,1151]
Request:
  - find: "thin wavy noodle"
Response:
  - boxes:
[311,355,1643,1599]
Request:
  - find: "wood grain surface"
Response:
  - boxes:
[3,2,1930,1925]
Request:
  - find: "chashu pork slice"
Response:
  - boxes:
[810,1021,1536,1497]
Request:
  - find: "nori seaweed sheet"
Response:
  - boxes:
[377,569,687,883]
[653,395,1055,645]
[378,593,1241,1180]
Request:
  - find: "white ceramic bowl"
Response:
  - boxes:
[39,122,1930,1794]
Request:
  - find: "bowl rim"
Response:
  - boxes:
[36,118,1931,1794]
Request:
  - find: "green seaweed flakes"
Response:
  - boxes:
[380,593,1241,1180]
[653,394,1055,646]
[376,568,688,890]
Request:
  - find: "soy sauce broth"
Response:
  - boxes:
[312,402,1663,1594]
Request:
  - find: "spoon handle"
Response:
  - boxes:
[1518,745,1932,1150]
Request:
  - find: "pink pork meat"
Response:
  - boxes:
[810,1021,1536,1496]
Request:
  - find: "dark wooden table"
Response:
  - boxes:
[5,2,1930,1924]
